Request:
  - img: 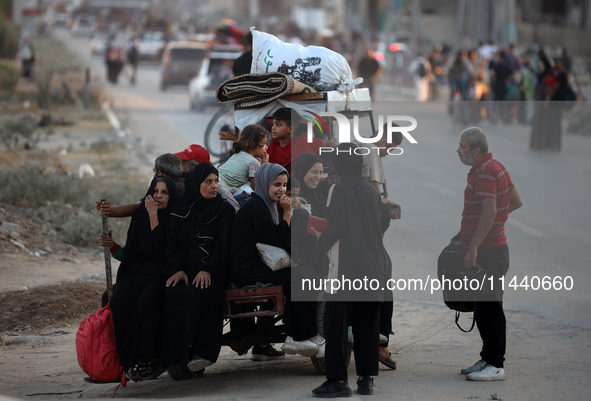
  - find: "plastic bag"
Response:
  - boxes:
[251,29,361,92]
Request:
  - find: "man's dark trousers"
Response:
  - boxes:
[474,244,509,368]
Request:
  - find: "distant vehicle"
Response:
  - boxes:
[71,15,95,37]
[136,31,167,61]
[90,31,110,56]
[188,45,242,111]
[159,41,208,91]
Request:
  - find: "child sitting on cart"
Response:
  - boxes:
[268,108,337,174]
[218,125,269,207]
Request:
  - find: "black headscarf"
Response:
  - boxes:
[332,143,382,255]
[171,163,226,224]
[122,175,179,263]
[293,152,327,218]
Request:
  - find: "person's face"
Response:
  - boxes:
[152,164,159,177]
[252,139,268,159]
[303,162,324,189]
[268,174,288,202]
[200,173,219,199]
[153,181,170,209]
[287,186,300,206]
[271,119,292,140]
[457,137,476,166]
[181,160,191,172]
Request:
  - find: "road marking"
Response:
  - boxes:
[507,218,546,237]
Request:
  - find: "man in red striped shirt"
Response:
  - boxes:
[457,127,522,381]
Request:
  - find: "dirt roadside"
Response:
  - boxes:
[1,33,590,401]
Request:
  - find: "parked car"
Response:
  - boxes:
[136,31,167,62]
[90,31,110,56]
[159,41,208,91]
[188,45,242,111]
[71,15,95,37]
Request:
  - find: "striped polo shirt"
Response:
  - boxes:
[461,153,514,250]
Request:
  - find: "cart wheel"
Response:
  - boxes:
[204,104,233,158]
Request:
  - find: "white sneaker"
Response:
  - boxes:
[461,360,488,375]
[347,327,388,345]
[310,335,326,359]
[281,335,318,357]
[466,365,506,381]
[187,356,213,373]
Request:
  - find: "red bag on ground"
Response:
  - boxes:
[76,303,122,382]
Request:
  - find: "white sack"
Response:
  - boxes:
[251,29,361,92]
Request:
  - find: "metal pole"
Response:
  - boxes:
[100,200,114,302]
[456,0,466,49]
[84,67,90,110]
[411,0,422,53]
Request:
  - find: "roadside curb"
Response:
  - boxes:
[101,101,124,135]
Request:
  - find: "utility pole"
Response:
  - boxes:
[411,0,422,53]
[12,0,23,28]
[455,0,466,49]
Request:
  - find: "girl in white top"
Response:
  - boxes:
[218,125,269,205]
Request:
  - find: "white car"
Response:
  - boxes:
[90,31,110,56]
[188,45,242,111]
[136,31,167,61]
[71,15,95,37]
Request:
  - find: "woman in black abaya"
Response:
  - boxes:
[163,163,235,374]
[292,153,329,218]
[107,175,179,382]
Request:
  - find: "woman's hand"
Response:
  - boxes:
[193,271,211,289]
[279,194,291,214]
[145,195,158,215]
[98,229,113,247]
[310,226,322,240]
[166,271,188,287]
[95,200,110,216]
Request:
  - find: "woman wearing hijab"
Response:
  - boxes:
[163,163,235,375]
[311,143,390,398]
[292,153,329,218]
[106,175,179,382]
[230,163,323,360]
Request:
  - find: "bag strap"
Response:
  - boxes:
[326,183,336,207]
[455,310,476,333]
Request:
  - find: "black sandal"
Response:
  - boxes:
[126,363,143,382]
[141,360,166,381]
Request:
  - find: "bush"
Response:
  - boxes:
[0,163,92,207]
[61,211,100,247]
[0,58,19,99]
[0,113,39,149]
